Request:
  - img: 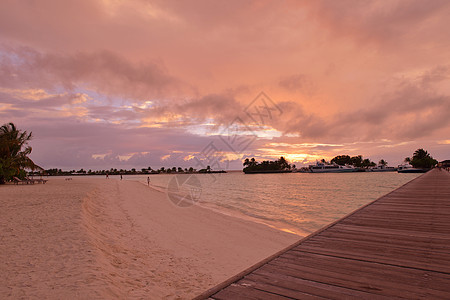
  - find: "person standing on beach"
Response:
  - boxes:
[147,176,150,186]
[106,174,109,179]
[120,174,123,180]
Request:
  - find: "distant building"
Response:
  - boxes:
[438,160,450,168]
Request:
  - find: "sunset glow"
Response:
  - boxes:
[1,0,449,170]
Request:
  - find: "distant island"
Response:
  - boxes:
[242,150,439,174]
[329,155,376,169]
[42,165,226,176]
[242,155,380,174]
[243,157,293,174]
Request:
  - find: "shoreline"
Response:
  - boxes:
[135,179,309,237]
[1,177,298,298]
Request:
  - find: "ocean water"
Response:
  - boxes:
[123,172,421,236]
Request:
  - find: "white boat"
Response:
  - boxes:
[309,162,356,173]
[397,164,427,173]
[369,165,397,172]
[292,167,312,173]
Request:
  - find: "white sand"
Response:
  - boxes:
[0,177,299,299]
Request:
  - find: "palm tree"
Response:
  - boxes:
[362,158,376,168]
[410,148,437,168]
[243,158,250,167]
[413,148,429,160]
[0,123,41,184]
[378,159,388,166]
[278,156,289,170]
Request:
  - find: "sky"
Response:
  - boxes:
[1,0,449,171]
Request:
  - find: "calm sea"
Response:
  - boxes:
[122,172,421,236]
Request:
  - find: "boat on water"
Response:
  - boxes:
[397,164,427,173]
[309,162,356,173]
[369,165,398,172]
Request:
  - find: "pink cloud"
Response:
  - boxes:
[1,0,449,169]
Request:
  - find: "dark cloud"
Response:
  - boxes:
[0,108,29,119]
[328,67,450,140]
[144,93,245,127]
[0,89,88,109]
[279,74,315,95]
[266,65,450,143]
[420,65,450,86]
[302,0,450,47]
[0,47,186,100]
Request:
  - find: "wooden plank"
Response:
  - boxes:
[298,236,450,258]
[259,259,425,298]
[273,251,450,294]
[293,243,450,274]
[242,270,395,300]
[211,284,293,300]
[310,232,450,253]
[264,256,450,298]
[198,170,450,299]
[334,224,450,240]
[337,218,450,234]
[238,275,329,300]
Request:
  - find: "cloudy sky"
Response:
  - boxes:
[1,0,449,170]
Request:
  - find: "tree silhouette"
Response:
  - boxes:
[0,123,41,184]
[378,159,388,166]
[409,148,437,168]
[331,155,351,166]
[243,157,292,173]
[243,158,250,166]
[413,149,428,160]
[361,158,376,168]
[350,155,363,167]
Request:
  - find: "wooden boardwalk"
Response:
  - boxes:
[196,169,450,299]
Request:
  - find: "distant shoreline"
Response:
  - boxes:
[36,170,227,176]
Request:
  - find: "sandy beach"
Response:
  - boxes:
[0,177,299,299]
